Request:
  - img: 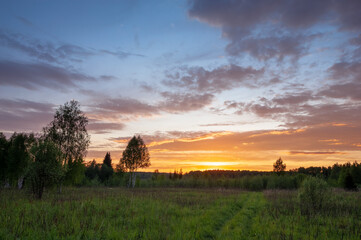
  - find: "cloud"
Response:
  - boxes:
[225,87,361,128]
[15,16,34,27]
[159,92,214,113]
[163,64,264,93]
[109,131,232,147]
[0,99,54,132]
[147,125,361,152]
[0,30,144,64]
[87,91,216,120]
[226,34,318,61]
[99,49,145,59]
[328,62,361,83]
[0,60,96,90]
[288,151,345,155]
[320,82,361,101]
[89,97,159,119]
[188,0,361,60]
[87,121,126,134]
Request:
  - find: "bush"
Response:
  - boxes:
[339,169,357,191]
[298,177,329,215]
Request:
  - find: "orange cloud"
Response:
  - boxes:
[288,151,346,155]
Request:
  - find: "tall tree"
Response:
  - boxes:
[27,139,63,199]
[120,136,150,187]
[273,157,286,174]
[0,133,9,186]
[99,152,113,183]
[44,100,90,191]
[8,133,35,189]
[103,152,112,168]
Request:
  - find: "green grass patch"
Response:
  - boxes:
[0,187,360,239]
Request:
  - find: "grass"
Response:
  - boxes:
[0,187,360,239]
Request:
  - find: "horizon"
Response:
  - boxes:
[1,0,360,172]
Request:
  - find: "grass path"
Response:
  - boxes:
[172,192,265,239]
[217,192,266,239]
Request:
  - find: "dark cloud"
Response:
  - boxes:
[0,60,96,90]
[321,82,361,101]
[90,97,159,118]
[225,87,361,128]
[159,92,214,113]
[88,92,214,120]
[163,64,264,93]
[272,91,317,105]
[0,99,54,132]
[188,0,361,60]
[328,62,361,83]
[189,0,361,31]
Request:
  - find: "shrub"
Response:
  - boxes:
[298,177,329,215]
[339,169,357,191]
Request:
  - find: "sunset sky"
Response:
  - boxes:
[1,0,360,172]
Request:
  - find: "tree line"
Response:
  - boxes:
[0,100,150,198]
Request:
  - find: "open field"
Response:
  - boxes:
[1,188,360,239]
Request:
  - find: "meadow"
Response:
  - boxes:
[1,187,360,239]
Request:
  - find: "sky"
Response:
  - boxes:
[0,0,360,172]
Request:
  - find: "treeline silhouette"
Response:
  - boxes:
[80,157,360,191]
[1,131,360,192]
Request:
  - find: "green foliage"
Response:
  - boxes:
[26,140,64,199]
[7,133,35,187]
[99,164,113,183]
[120,136,150,187]
[44,100,90,186]
[339,169,357,191]
[64,160,85,185]
[0,133,9,184]
[298,177,329,215]
[120,136,150,172]
[85,160,99,180]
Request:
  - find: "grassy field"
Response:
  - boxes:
[0,187,360,239]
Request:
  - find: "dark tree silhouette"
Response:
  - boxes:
[85,160,99,180]
[343,171,357,191]
[103,152,112,168]
[99,152,113,183]
[120,136,150,187]
[0,133,9,186]
[273,157,286,174]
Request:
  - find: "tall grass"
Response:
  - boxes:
[140,174,303,190]
[1,187,360,239]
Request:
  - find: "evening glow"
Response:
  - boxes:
[1,0,360,172]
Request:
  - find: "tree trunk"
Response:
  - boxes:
[128,172,136,188]
[17,176,24,189]
[132,172,136,188]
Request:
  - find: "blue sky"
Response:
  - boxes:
[1,0,361,171]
